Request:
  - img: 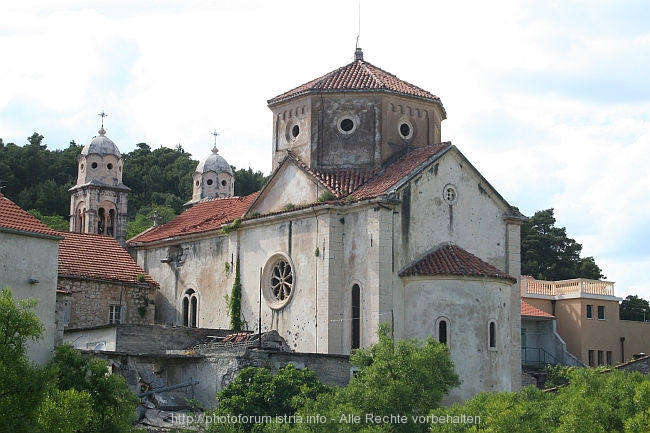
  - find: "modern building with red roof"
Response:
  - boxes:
[129,48,526,402]
[0,192,62,364]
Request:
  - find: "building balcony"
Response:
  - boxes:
[522,277,615,298]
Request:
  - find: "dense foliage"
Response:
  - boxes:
[432,367,650,433]
[620,295,650,322]
[0,287,139,433]
[521,208,605,280]
[0,134,267,235]
[206,324,459,433]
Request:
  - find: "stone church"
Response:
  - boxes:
[85,48,524,401]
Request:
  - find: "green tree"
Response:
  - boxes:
[233,167,268,197]
[620,295,650,322]
[212,364,332,433]
[28,209,70,231]
[263,324,459,433]
[36,388,94,433]
[50,344,139,433]
[126,204,177,240]
[0,288,54,433]
[341,323,459,432]
[521,209,605,280]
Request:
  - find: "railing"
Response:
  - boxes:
[522,278,615,297]
[522,347,561,366]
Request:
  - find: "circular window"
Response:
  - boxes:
[91,162,98,169]
[80,163,84,171]
[443,184,458,205]
[291,124,300,138]
[207,179,213,186]
[262,253,295,309]
[399,120,414,139]
[336,115,359,136]
[195,180,200,187]
[221,180,227,187]
[107,163,113,170]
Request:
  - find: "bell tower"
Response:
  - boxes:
[69,112,130,246]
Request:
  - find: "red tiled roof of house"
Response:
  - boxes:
[313,168,378,197]
[521,300,555,318]
[58,231,157,286]
[0,192,62,238]
[268,55,444,111]
[352,143,452,200]
[399,243,517,283]
[128,193,258,244]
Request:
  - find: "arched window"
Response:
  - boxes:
[438,320,448,344]
[351,284,361,350]
[488,321,496,349]
[182,289,199,328]
[97,208,105,234]
[107,209,115,237]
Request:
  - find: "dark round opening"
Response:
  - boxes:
[91,162,98,169]
[195,180,199,186]
[207,179,213,185]
[291,124,300,138]
[400,123,411,137]
[340,118,354,132]
[221,180,227,187]
[107,163,113,170]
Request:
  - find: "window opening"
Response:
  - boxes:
[489,321,496,349]
[352,284,361,350]
[587,304,593,319]
[598,305,605,320]
[98,208,105,234]
[439,320,448,344]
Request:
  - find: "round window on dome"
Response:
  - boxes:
[207,179,213,186]
[80,163,84,171]
[399,120,414,140]
[91,162,98,169]
[222,180,227,187]
[336,114,359,136]
[195,180,200,187]
[107,163,113,170]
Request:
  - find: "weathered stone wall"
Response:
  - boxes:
[0,230,59,364]
[59,277,156,328]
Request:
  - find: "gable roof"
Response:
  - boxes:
[0,192,62,239]
[128,193,258,244]
[399,243,516,283]
[58,231,157,286]
[521,300,555,319]
[352,143,452,200]
[268,54,445,116]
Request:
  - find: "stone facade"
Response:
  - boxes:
[58,277,156,329]
[130,50,525,402]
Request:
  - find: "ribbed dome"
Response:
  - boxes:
[81,127,121,157]
[196,146,233,175]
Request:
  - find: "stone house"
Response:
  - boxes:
[57,231,158,340]
[129,48,525,402]
[0,192,62,364]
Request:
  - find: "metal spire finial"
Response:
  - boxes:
[212,130,219,153]
[98,111,108,135]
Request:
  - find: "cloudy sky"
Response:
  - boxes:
[1,1,649,299]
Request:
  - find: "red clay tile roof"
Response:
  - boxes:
[283,150,377,198]
[399,244,517,283]
[0,192,62,238]
[128,193,258,244]
[352,143,452,200]
[268,56,444,112]
[58,231,157,286]
[521,301,555,318]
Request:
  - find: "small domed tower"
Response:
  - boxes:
[69,118,129,246]
[185,134,235,207]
